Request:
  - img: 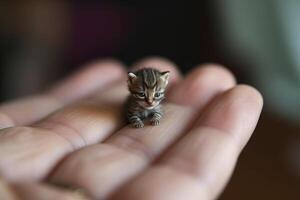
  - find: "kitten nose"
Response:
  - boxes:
[146,98,154,105]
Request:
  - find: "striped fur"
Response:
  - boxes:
[125,68,170,128]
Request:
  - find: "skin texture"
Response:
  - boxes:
[0,57,263,200]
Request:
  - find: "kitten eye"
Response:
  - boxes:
[155,92,163,98]
[136,92,145,98]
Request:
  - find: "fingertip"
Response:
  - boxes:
[231,84,264,110]
[187,64,236,94]
[218,85,264,119]
[82,58,126,77]
[168,64,236,107]
[195,63,237,85]
[67,58,126,85]
[48,59,126,103]
[198,84,263,149]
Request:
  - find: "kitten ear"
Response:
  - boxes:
[160,71,170,84]
[128,72,137,83]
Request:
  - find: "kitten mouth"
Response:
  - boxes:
[146,105,155,108]
[138,102,157,109]
[144,105,155,109]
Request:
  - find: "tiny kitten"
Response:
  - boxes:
[124,68,170,128]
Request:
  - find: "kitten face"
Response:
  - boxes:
[127,68,170,109]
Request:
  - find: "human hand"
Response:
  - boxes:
[0,57,262,200]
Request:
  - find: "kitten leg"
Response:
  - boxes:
[129,115,144,128]
[150,111,162,126]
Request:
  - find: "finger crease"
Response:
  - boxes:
[35,119,87,150]
[108,134,154,162]
[196,125,240,150]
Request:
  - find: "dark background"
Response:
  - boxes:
[0,1,299,199]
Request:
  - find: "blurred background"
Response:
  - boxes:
[0,1,300,199]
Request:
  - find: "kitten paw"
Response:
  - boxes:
[150,118,160,126]
[132,121,144,128]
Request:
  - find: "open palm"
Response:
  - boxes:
[0,57,262,200]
